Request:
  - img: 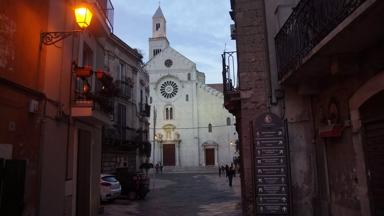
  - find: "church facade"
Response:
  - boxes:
[145,7,238,167]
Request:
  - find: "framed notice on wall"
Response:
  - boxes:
[253,113,291,215]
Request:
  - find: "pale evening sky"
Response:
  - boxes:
[112,0,236,84]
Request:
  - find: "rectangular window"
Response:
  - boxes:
[119,62,125,81]
[117,104,127,142]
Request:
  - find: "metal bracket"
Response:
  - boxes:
[40,30,82,47]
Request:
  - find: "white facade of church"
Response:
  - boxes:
[145,7,238,167]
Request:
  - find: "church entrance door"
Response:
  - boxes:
[163,144,175,166]
[205,148,215,166]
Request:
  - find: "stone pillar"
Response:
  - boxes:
[215,146,218,166]
[177,141,181,167]
[233,0,270,214]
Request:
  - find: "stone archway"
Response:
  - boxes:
[349,71,384,216]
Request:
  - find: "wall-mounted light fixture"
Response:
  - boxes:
[40,4,93,47]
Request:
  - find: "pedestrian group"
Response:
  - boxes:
[219,163,237,187]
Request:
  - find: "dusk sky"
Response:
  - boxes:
[112,0,236,84]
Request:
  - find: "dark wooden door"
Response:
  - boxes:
[77,129,91,216]
[360,90,384,216]
[205,149,215,166]
[163,144,175,166]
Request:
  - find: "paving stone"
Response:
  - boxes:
[102,173,241,216]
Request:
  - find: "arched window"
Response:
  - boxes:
[186,94,189,101]
[156,23,161,31]
[208,123,212,133]
[187,73,191,80]
[226,117,231,125]
[150,97,152,104]
[165,105,174,120]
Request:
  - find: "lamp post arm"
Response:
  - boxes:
[40,30,82,47]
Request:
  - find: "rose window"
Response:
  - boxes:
[160,81,178,98]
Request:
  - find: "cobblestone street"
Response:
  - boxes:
[102,172,241,216]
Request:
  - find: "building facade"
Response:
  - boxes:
[146,7,238,168]
[226,0,384,215]
[100,34,150,175]
[0,1,149,216]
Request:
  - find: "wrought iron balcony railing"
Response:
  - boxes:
[275,0,367,80]
[102,126,137,150]
[222,51,238,99]
[73,83,114,115]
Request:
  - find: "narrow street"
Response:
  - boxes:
[102,172,241,216]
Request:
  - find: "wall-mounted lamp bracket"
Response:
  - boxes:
[40,30,82,47]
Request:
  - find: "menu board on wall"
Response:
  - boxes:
[253,113,291,215]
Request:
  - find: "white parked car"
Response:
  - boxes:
[100,174,121,202]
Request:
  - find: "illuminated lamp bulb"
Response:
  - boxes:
[74,5,93,29]
[83,81,90,93]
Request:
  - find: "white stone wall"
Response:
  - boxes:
[196,84,238,166]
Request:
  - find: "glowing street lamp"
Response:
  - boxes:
[74,6,93,29]
[40,4,93,47]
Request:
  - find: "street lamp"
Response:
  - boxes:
[40,4,93,47]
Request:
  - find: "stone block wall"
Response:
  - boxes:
[233,0,270,214]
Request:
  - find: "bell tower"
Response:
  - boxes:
[152,6,166,38]
[149,6,169,59]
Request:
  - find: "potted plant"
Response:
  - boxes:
[95,69,105,80]
[75,65,92,78]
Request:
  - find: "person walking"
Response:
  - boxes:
[227,166,235,187]
[225,164,229,177]
[160,163,163,174]
[219,165,222,177]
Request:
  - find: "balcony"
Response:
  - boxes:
[71,80,113,125]
[102,126,137,151]
[274,0,382,83]
[222,51,240,114]
[71,97,111,125]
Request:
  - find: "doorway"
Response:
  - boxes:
[0,159,26,216]
[205,148,215,166]
[360,90,384,216]
[76,129,91,216]
[163,144,175,166]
